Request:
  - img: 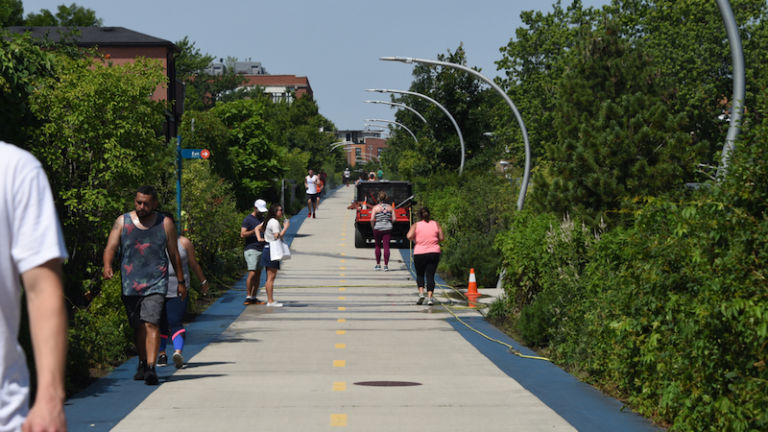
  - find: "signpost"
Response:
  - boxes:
[176,142,211,229]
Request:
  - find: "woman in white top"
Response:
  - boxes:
[257,204,290,307]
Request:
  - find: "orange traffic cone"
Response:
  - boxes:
[467,268,478,295]
[467,268,479,308]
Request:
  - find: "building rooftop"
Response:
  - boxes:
[6,26,176,49]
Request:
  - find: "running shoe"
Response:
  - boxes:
[416,296,425,305]
[427,298,434,306]
[266,302,283,307]
[313,212,316,218]
[172,352,184,369]
[134,361,147,380]
[144,366,158,385]
[308,211,312,217]
[251,298,265,305]
[243,298,253,305]
[374,264,381,271]
[383,265,389,271]
[157,352,167,366]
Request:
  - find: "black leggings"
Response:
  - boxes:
[413,253,441,292]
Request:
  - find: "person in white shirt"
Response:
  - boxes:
[304,169,319,219]
[0,141,68,432]
[257,204,290,307]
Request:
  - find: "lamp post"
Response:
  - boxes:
[366,118,418,142]
[365,100,428,124]
[714,0,744,179]
[381,56,529,210]
[367,88,465,175]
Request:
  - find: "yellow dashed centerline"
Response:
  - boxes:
[335,343,346,349]
[330,414,347,426]
[338,307,346,311]
[338,296,346,300]
[337,318,346,323]
[336,330,346,335]
[332,382,346,392]
[333,360,346,367]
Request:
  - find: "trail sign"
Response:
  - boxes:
[181,148,210,159]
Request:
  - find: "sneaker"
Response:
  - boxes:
[251,298,265,305]
[308,211,312,217]
[374,264,381,271]
[266,302,283,307]
[134,360,147,380]
[313,212,316,218]
[416,296,425,305]
[172,352,184,369]
[383,265,389,271]
[243,298,253,305]
[427,298,434,306]
[157,353,168,366]
[144,365,158,385]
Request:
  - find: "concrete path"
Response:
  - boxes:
[65,186,659,431]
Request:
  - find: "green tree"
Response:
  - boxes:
[0,31,56,146]
[0,0,23,26]
[27,55,170,304]
[209,99,284,208]
[385,45,494,177]
[532,22,697,225]
[25,3,102,26]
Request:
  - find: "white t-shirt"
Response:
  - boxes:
[0,142,68,430]
[305,175,318,194]
[264,218,282,243]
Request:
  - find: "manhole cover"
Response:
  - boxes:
[354,381,422,387]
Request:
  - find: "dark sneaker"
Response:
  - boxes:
[383,265,389,271]
[157,353,168,366]
[313,212,316,218]
[243,298,253,305]
[374,264,381,271]
[144,365,158,385]
[134,361,147,380]
[416,297,425,305]
[172,352,184,369]
[252,298,265,305]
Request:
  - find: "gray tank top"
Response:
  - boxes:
[373,205,393,231]
[166,239,190,298]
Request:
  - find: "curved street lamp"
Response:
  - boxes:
[381,56,530,210]
[365,100,428,124]
[367,88,465,175]
[366,118,418,142]
[714,0,744,179]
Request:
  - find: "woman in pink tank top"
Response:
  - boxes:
[406,207,444,306]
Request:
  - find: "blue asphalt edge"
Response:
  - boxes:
[398,248,660,431]
[64,187,338,431]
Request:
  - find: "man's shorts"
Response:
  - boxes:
[122,293,165,328]
[307,193,318,203]
[244,249,263,271]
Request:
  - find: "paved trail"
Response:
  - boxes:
[66,186,658,431]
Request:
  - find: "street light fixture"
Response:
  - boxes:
[365,100,428,124]
[367,88,465,175]
[366,118,418,142]
[381,56,529,210]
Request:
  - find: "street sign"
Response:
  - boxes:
[181,148,211,159]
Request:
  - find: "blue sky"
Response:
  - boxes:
[22,0,610,130]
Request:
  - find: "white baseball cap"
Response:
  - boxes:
[254,199,268,212]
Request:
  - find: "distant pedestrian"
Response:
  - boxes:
[0,142,68,431]
[305,169,319,218]
[368,172,376,181]
[158,231,209,369]
[377,169,384,180]
[258,204,290,307]
[240,199,268,305]
[343,168,351,187]
[319,170,328,199]
[370,191,394,271]
[103,185,186,385]
[406,207,444,306]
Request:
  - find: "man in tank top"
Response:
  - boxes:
[103,185,186,385]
